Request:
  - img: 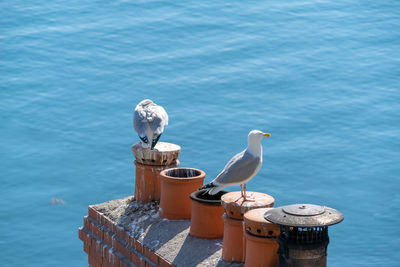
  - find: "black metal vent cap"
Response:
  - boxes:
[264,204,344,228]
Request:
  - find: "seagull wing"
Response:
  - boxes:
[147,104,168,136]
[213,150,261,186]
[133,105,148,138]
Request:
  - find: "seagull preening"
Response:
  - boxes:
[200,130,271,201]
[133,99,168,149]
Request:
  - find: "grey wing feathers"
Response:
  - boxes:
[214,151,260,185]
[148,105,168,135]
[133,108,148,137]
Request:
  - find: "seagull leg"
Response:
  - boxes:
[243,183,255,202]
[240,184,243,198]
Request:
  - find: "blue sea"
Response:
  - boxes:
[1,0,399,266]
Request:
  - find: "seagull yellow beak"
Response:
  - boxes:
[263,133,271,137]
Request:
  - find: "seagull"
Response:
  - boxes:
[133,99,168,149]
[200,130,271,201]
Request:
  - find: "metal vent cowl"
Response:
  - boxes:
[264,204,344,228]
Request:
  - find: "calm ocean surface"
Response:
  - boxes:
[1,0,399,266]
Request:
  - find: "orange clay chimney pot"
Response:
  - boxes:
[221,191,275,263]
[189,189,228,239]
[132,142,181,203]
[243,208,280,267]
[159,168,206,219]
[134,160,179,202]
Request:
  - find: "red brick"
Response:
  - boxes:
[123,232,130,245]
[96,240,102,255]
[79,227,85,241]
[116,225,123,236]
[103,230,113,247]
[159,255,174,267]
[104,247,111,264]
[84,238,89,254]
[116,240,130,260]
[109,252,117,267]
[135,239,143,254]
[120,260,130,267]
[130,252,141,266]
[93,239,99,254]
[103,216,113,231]
[93,239,99,256]
[101,246,107,261]
[94,243,103,266]
[106,252,113,266]
[103,216,116,233]
[114,254,121,267]
[84,236,89,253]
[83,232,90,253]
[128,235,136,249]
[87,219,98,239]
[87,236,92,253]
[99,228,105,241]
[88,255,96,267]
[140,258,146,267]
[92,221,99,237]
[114,239,121,253]
[100,213,106,226]
[88,206,99,221]
[99,253,105,264]
[110,233,118,249]
[94,223,104,240]
[116,226,130,245]
[143,246,159,265]
[93,257,99,267]
[84,217,91,232]
[90,238,96,255]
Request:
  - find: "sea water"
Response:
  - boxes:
[1,0,399,266]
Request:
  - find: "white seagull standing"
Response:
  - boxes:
[200,130,271,200]
[133,99,168,149]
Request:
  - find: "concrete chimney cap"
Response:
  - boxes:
[264,204,344,228]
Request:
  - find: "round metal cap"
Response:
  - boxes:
[264,204,344,227]
[282,204,325,216]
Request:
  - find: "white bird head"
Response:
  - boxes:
[248,129,271,144]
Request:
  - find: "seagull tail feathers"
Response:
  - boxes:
[151,134,161,149]
[199,182,225,195]
[208,186,225,195]
[139,135,149,144]
[199,182,216,190]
